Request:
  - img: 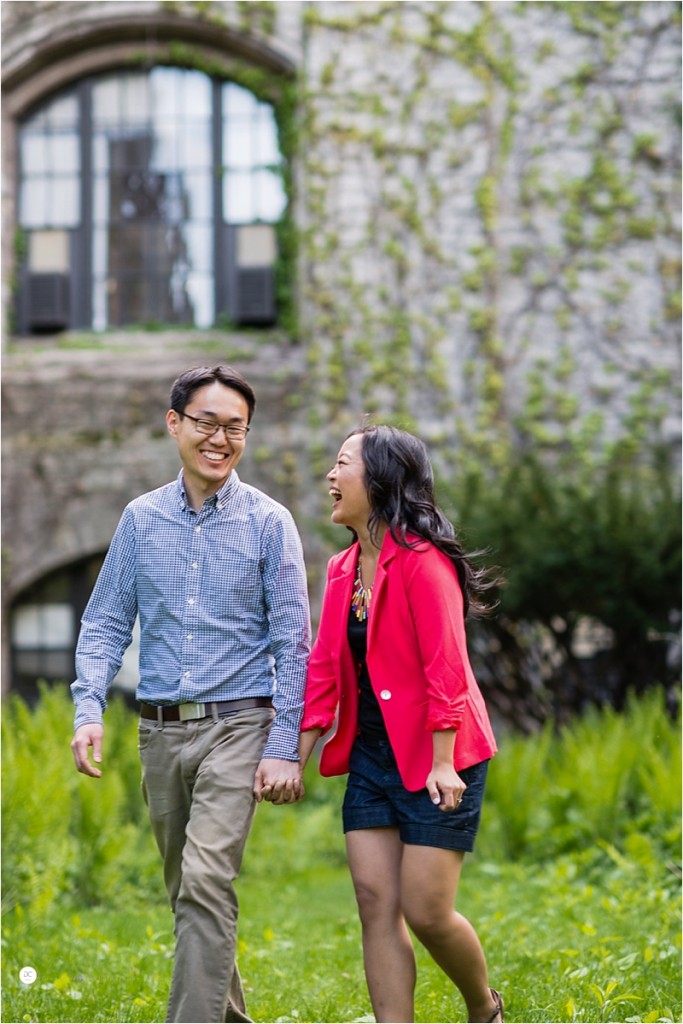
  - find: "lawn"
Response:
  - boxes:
[2,689,680,1023]
[2,802,680,1024]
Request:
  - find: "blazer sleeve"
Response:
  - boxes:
[400,545,470,732]
[301,558,340,735]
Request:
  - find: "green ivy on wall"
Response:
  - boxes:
[296,0,679,500]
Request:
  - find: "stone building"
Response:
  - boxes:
[2,1,680,701]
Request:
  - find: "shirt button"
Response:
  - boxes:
[184,671,191,678]
[188,598,195,605]
[186,634,193,640]
[380,690,392,700]
[191,562,198,569]
[195,526,201,534]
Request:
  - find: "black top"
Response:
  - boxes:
[347,604,388,744]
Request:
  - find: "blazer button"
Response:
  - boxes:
[379,689,392,700]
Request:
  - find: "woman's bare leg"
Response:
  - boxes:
[401,845,501,1023]
[346,828,416,1023]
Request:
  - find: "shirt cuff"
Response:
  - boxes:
[262,724,300,762]
[74,702,104,731]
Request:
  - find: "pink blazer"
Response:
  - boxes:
[301,532,497,791]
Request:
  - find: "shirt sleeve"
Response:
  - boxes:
[401,545,470,732]
[259,508,311,760]
[71,506,138,729]
[301,558,341,735]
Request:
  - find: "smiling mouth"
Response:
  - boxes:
[329,487,342,502]
[201,450,229,463]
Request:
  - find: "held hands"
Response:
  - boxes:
[426,763,467,812]
[71,723,104,778]
[253,758,304,805]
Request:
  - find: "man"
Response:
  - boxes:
[71,365,311,1023]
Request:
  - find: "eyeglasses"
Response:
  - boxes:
[179,412,250,440]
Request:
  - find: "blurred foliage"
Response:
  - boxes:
[1,686,163,918]
[440,440,681,729]
[478,687,681,867]
[2,686,679,917]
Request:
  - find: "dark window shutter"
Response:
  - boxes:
[24,274,71,331]
[235,268,275,325]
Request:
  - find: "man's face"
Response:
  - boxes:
[166,382,249,503]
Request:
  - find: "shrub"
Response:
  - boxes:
[441,443,681,727]
[479,687,681,866]
[1,685,161,917]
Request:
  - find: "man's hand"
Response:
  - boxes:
[71,723,104,778]
[253,758,303,804]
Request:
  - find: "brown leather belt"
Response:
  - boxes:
[140,697,273,722]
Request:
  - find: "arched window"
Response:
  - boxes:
[10,555,140,704]
[16,68,286,334]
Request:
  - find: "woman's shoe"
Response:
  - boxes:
[486,988,504,1023]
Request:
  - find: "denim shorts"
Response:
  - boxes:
[342,738,489,852]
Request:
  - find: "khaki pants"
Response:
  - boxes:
[139,707,274,1023]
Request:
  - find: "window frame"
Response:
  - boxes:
[16,67,286,334]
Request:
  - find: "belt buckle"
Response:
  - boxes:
[178,702,205,721]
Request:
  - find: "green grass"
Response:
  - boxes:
[2,688,680,1023]
[2,840,679,1023]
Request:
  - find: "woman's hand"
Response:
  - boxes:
[426,763,467,811]
[427,729,465,811]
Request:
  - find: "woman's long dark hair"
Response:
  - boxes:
[351,424,501,618]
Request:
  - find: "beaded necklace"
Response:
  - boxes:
[351,558,373,622]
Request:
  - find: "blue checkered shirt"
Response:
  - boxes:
[72,470,311,761]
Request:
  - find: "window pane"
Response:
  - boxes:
[28,230,70,273]
[178,126,212,170]
[92,77,121,126]
[45,93,79,128]
[185,224,212,271]
[92,134,110,173]
[21,134,47,174]
[223,82,258,117]
[49,133,80,174]
[161,172,188,225]
[255,113,280,167]
[255,169,286,222]
[121,74,150,125]
[224,171,255,223]
[92,224,107,275]
[151,67,182,119]
[181,71,211,120]
[15,649,73,679]
[150,125,177,171]
[12,603,73,649]
[186,272,214,327]
[92,173,109,227]
[224,119,253,169]
[19,178,48,227]
[184,173,212,220]
[48,177,79,227]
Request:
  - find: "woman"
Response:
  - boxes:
[298,425,504,1024]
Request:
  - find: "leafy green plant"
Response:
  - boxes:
[1,686,161,916]
[442,441,681,727]
[480,688,681,864]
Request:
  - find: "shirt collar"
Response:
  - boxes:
[175,469,241,511]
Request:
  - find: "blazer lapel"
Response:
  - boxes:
[326,542,358,658]
[367,531,398,642]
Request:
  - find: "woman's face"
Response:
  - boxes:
[327,433,372,533]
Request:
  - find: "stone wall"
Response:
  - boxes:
[299,2,681,459]
[2,332,315,603]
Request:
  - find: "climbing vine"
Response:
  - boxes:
[296,0,679,496]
